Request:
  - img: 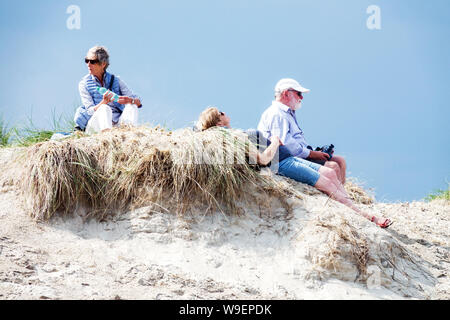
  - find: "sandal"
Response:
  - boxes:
[371,216,393,229]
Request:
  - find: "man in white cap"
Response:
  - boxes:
[257,78,347,184]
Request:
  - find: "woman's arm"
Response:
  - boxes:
[78,81,96,115]
[94,91,115,111]
[116,77,142,107]
[79,80,113,113]
[118,96,141,107]
[248,136,282,166]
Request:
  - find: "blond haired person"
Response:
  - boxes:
[197,107,392,228]
[197,107,282,166]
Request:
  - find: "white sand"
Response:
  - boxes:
[0,148,448,300]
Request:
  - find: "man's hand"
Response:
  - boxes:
[308,150,330,161]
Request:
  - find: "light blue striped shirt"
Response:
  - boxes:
[257,100,311,159]
[79,73,142,123]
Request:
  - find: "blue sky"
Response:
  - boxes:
[0,0,449,202]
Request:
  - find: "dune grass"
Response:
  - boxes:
[2,110,375,221]
[426,188,450,202]
[344,178,374,204]
[0,116,13,147]
[0,108,78,148]
[11,110,76,147]
[20,126,293,220]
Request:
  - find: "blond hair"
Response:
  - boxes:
[196,107,221,131]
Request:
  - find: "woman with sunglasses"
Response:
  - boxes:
[197,107,392,228]
[74,46,142,134]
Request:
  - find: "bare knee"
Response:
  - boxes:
[333,156,346,170]
[326,161,341,179]
[332,156,346,182]
[319,166,338,182]
[314,175,336,195]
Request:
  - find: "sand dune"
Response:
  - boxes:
[0,132,448,300]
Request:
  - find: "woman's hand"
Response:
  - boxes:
[118,96,132,105]
[95,91,114,111]
[100,91,115,105]
[271,136,284,147]
[118,96,141,106]
[257,135,283,166]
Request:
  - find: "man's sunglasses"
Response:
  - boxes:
[85,58,100,65]
[289,90,303,98]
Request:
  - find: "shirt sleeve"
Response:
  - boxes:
[297,144,311,159]
[78,80,96,116]
[117,77,142,106]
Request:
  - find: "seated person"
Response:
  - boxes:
[197,107,392,228]
[258,78,347,184]
[74,46,142,134]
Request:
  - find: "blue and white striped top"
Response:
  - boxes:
[78,72,142,123]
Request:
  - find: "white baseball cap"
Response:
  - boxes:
[275,78,310,95]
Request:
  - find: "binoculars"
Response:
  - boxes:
[308,144,335,160]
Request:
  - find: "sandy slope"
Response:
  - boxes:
[0,148,448,300]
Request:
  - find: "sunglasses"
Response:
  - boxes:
[85,58,100,65]
[289,90,303,98]
[219,111,225,116]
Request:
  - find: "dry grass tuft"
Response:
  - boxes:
[312,218,370,277]
[344,178,375,205]
[304,213,435,293]
[19,126,294,220]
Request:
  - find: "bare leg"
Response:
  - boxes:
[314,175,371,219]
[314,174,391,227]
[325,155,346,184]
[318,166,347,197]
[324,161,341,184]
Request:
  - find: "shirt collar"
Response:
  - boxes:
[272,100,291,113]
[90,71,109,84]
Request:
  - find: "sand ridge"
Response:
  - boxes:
[0,146,448,300]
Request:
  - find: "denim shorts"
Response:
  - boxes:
[277,156,321,186]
